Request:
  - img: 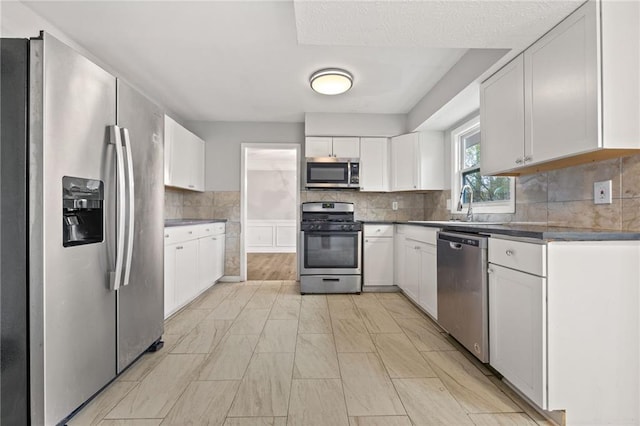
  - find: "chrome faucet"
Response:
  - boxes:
[457,184,474,222]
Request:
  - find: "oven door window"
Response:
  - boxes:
[307,163,348,184]
[304,232,358,269]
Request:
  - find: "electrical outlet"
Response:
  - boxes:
[392,201,398,211]
[594,180,612,204]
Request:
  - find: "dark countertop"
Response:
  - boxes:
[359,220,640,241]
[165,219,227,227]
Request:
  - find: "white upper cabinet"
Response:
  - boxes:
[359,137,389,192]
[390,132,444,191]
[480,55,526,175]
[480,0,640,175]
[305,136,360,158]
[164,115,205,192]
[305,137,333,157]
[524,0,599,166]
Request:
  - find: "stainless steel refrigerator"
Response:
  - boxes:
[1,32,164,425]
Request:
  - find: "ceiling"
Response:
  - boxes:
[21,0,582,124]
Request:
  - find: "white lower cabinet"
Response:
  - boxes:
[164,223,226,318]
[417,242,437,320]
[394,226,407,290]
[402,239,421,303]
[400,226,439,319]
[174,240,199,308]
[488,237,640,425]
[489,263,546,408]
[363,224,394,287]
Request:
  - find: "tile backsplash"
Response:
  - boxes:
[165,188,240,276]
[165,152,640,279]
[425,153,640,231]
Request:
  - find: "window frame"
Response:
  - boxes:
[450,116,515,214]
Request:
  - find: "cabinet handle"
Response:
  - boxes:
[505,249,514,256]
[488,268,494,274]
[165,234,169,238]
[415,245,420,250]
[205,228,210,232]
[176,246,184,250]
[188,184,194,188]
[188,231,193,234]
[212,237,217,241]
[365,239,369,243]
[523,155,533,163]
[515,158,523,164]
[413,185,417,189]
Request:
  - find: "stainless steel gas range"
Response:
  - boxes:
[299,202,362,294]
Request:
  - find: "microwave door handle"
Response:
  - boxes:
[121,127,135,287]
[347,161,352,187]
[109,125,125,291]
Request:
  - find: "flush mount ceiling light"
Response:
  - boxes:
[309,68,353,95]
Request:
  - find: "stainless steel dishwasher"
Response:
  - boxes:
[437,231,489,363]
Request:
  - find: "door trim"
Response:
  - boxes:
[240,143,301,281]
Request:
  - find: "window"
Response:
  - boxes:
[451,116,515,214]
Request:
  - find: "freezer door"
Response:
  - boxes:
[29,34,117,425]
[116,80,164,372]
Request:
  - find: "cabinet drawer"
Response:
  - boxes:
[211,222,225,235]
[364,224,393,237]
[489,238,546,276]
[164,226,199,245]
[193,223,222,238]
[405,225,439,245]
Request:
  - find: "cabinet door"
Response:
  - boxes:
[360,137,389,192]
[164,243,177,318]
[332,137,360,158]
[524,0,598,165]
[418,243,437,319]
[174,239,199,308]
[391,133,418,191]
[489,264,546,408]
[198,236,216,291]
[164,115,175,185]
[363,237,393,287]
[394,229,406,289]
[190,133,205,192]
[305,137,333,157]
[480,55,526,175]
[403,239,420,303]
[213,234,225,282]
[169,123,191,189]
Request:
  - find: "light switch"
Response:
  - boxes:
[594,180,612,204]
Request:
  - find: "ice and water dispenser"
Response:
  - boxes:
[62,176,104,247]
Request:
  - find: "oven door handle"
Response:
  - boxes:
[302,231,361,236]
[322,278,341,282]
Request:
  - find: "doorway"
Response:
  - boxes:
[240,144,300,281]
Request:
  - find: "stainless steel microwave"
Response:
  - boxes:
[305,157,360,189]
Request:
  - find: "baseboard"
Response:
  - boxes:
[362,285,400,293]
[218,276,242,283]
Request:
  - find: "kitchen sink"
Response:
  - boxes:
[408,220,506,226]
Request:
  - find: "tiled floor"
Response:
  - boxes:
[68,281,553,426]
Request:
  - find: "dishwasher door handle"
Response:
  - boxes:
[449,242,463,250]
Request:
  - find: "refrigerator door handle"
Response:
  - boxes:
[109,125,126,291]
[121,127,136,287]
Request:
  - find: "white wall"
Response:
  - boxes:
[247,170,297,220]
[186,121,305,191]
[305,112,406,137]
[0,1,187,124]
[407,49,508,132]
